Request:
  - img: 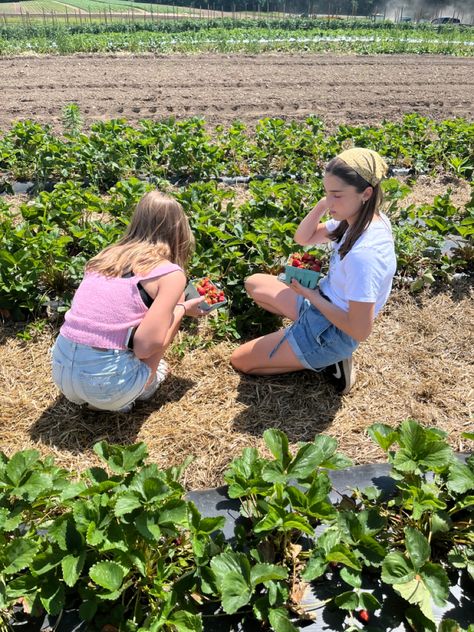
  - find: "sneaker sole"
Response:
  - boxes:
[340,357,356,395]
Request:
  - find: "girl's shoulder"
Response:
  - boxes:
[362,213,393,240]
[139,261,184,281]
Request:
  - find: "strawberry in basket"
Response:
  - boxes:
[195,277,226,307]
[289,252,322,272]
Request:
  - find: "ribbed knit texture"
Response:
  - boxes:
[60,263,182,350]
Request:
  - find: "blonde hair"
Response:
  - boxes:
[86,191,194,276]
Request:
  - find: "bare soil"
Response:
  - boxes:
[1,53,473,131]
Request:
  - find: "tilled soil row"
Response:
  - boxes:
[1,53,473,131]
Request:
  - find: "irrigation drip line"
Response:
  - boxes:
[136,35,474,46]
[0,166,422,196]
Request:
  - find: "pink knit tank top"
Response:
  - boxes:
[60,263,182,350]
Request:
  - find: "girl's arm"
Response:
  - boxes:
[290,280,375,342]
[132,271,187,360]
[294,198,332,246]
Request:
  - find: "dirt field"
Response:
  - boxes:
[1,53,474,131]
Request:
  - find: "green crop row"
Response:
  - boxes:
[0,19,472,55]
[1,17,473,38]
[1,114,473,191]
[1,422,473,631]
[1,114,472,332]
[1,175,473,333]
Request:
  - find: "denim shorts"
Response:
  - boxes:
[51,334,151,412]
[285,297,359,371]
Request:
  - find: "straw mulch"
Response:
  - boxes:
[0,283,473,490]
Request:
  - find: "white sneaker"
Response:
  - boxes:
[137,360,169,401]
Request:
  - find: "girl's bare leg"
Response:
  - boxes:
[230,329,306,375]
[141,297,186,383]
[245,273,299,321]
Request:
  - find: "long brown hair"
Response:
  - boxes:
[326,157,383,259]
[86,191,194,276]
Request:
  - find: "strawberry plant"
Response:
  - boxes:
[221,429,352,629]
[304,420,474,631]
[0,441,224,632]
[0,421,472,631]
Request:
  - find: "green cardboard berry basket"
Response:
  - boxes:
[284,265,320,289]
[185,279,227,313]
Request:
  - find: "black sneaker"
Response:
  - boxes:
[323,357,356,394]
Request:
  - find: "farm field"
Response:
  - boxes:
[0,107,473,492]
[0,0,187,13]
[0,53,473,131]
[0,17,473,626]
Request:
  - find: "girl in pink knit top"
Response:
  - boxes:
[51,191,205,412]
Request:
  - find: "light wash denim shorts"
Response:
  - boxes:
[285,296,359,371]
[51,334,151,412]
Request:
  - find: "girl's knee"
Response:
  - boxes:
[230,347,250,374]
[245,273,269,298]
[244,274,259,295]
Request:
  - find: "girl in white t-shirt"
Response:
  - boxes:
[230,148,397,394]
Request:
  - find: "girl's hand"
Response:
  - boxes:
[289,279,318,302]
[181,297,208,318]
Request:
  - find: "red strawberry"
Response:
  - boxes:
[291,259,301,267]
[358,610,370,624]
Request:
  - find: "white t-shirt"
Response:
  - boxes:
[318,213,397,317]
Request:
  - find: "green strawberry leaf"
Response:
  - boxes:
[250,563,288,587]
[326,544,362,571]
[61,552,86,587]
[381,552,416,584]
[340,566,362,588]
[301,552,327,581]
[114,491,142,517]
[263,429,292,468]
[268,607,299,632]
[447,461,474,494]
[367,423,398,451]
[393,577,433,621]
[2,539,40,574]
[210,551,251,590]
[89,561,125,591]
[405,527,430,570]
[168,610,203,632]
[419,562,449,607]
[334,590,359,610]
[39,581,65,616]
[220,571,252,614]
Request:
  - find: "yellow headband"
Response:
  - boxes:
[336,148,388,187]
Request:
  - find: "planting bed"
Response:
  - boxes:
[0,53,473,131]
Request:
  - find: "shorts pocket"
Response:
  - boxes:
[310,322,337,349]
[78,370,126,404]
[78,371,147,410]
